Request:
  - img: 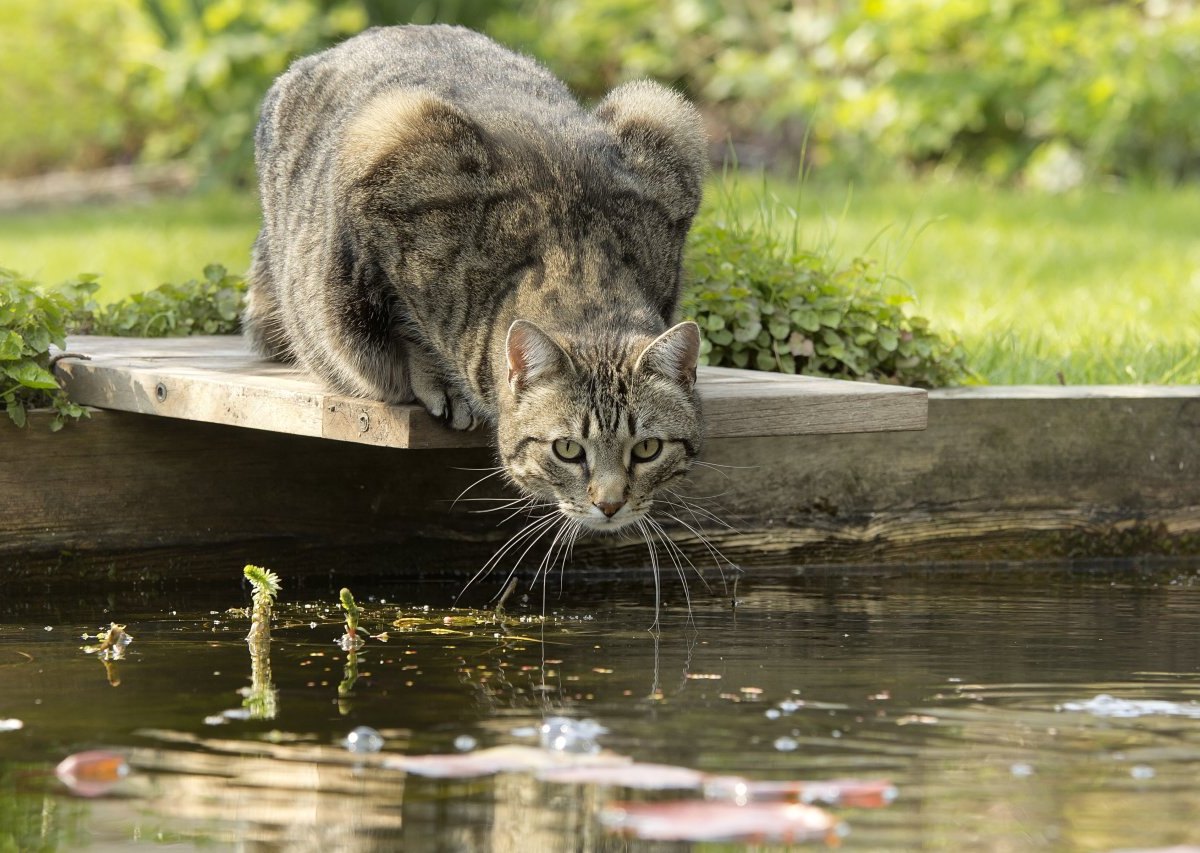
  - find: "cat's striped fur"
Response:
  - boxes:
[244,25,708,533]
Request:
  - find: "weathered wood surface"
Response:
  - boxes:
[4,386,1199,580]
[51,336,926,449]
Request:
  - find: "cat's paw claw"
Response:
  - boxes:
[444,392,480,431]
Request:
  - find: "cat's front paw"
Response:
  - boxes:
[438,389,483,431]
[409,367,482,431]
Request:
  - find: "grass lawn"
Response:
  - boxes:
[731,178,1200,385]
[0,188,260,299]
[2,178,1197,384]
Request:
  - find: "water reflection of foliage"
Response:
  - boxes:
[337,650,360,716]
[242,634,278,721]
[0,766,87,851]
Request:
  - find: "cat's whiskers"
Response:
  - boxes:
[634,519,664,635]
[645,514,709,595]
[666,484,734,502]
[659,509,738,593]
[664,490,738,532]
[457,511,561,601]
[448,466,507,510]
[643,517,698,626]
[530,517,578,594]
[495,499,556,527]
[689,460,759,474]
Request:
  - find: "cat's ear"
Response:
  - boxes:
[506,320,574,397]
[635,321,701,390]
[594,81,708,222]
[339,89,494,193]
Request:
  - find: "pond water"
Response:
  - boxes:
[3,563,1200,851]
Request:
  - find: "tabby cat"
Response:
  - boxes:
[244,25,708,538]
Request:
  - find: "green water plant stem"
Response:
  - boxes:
[241,565,281,720]
[339,587,366,651]
[244,564,281,643]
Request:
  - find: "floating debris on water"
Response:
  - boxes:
[55,750,129,798]
[1010,762,1035,778]
[204,708,253,725]
[1058,694,1200,719]
[773,736,799,752]
[599,800,845,844]
[343,726,384,754]
[0,719,23,732]
[538,762,707,790]
[703,777,898,808]
[896,714,939,726]
[453,734,478,752]
[81,623,133,660]
[386,744,626,779]
[1130,765,1156,780]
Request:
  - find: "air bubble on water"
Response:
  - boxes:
[773,736,799,752]
[778,700,800,714]
[0,719,23,732]
[1010,763,1034,777]
[539,716,607,754]
[453,735,477,752]
[342,726,384,753]
[1130,765,1156,780]
[43,626,52,632]
[765,709,781,720]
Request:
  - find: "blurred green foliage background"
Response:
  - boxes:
[2,0,1198,387]
[6,0,1200,187]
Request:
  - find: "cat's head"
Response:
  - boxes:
[496,320,702,531]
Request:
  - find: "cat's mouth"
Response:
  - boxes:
[561,504,642,532]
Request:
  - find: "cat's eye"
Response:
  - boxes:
[552,438,586,463]
[630,438,662,463]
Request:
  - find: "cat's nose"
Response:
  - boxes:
[594,500,625,518]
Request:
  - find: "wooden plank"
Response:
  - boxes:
[4,387,1199,575]
[52,335,926,448]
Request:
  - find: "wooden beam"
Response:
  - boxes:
[4,386,1199,577]
[53,336,926,449]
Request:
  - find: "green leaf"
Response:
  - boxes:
[22,325,52,354]
[790,309,821,332]
[0,330,23,361]
[6,399,26,428]
[3,361,59,390]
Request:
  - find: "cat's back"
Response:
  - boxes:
[258,25,587,166]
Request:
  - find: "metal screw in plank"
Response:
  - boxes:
[155,382,168,403]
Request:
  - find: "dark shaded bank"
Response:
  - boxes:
[3,386,1198,583]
